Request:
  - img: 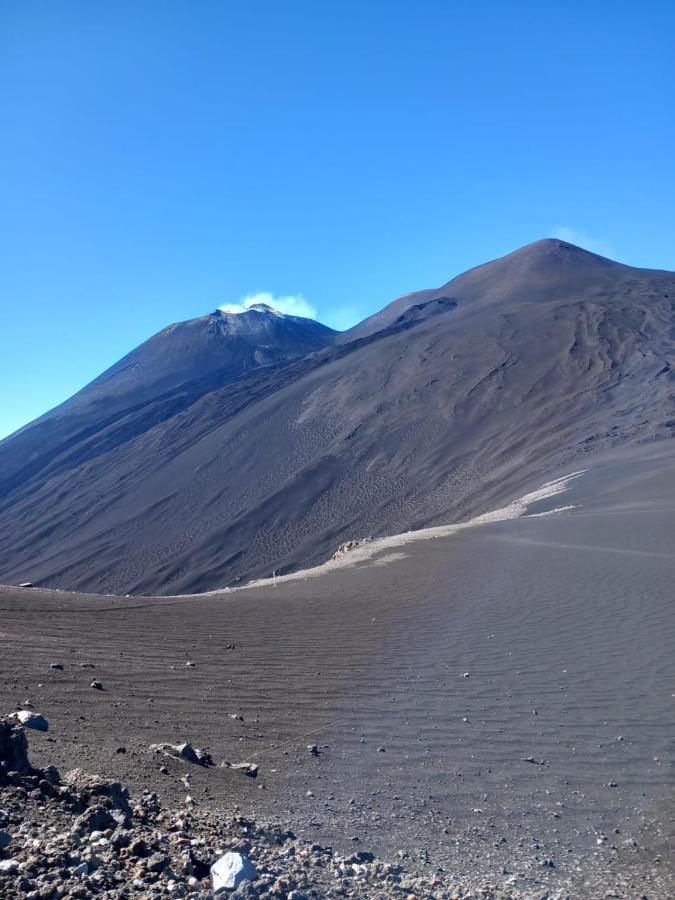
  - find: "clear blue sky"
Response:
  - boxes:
[1,1,674,439]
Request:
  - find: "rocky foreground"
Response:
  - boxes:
[1,719,526,900]
[2,718,673,899]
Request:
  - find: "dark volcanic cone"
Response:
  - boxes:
[0,240,673,594]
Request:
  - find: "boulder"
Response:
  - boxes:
[0,719,31,774]
[63,769,131,821]
[149,742,213,766]
[211,851,257,892]
[73,805,117,834]
[10,710,49,732]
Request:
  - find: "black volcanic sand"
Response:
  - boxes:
[1,443,674,897]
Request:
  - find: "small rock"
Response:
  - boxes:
[91,680,104,690]
[147,852,170,872]
[211,851,257,892]
[0,830,11,849]
[221,761,258,778]
[0,859,20,875]
[128,838,147,858]
[49,663,64,670]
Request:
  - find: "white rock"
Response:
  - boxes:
[0,859,19,875]
[10,710,49,731]
[211,851,257,892]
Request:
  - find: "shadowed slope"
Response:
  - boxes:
[0,306,335,500]
[0,240,673,594]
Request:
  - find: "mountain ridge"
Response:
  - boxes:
[0,239,673,594]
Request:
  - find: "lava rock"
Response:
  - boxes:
[9,711,49,732]
[211,851,257,892]
[0,719,32,773]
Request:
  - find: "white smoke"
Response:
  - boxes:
[553,227,615,258]
[219,292,317,320]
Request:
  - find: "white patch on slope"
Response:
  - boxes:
[233,470,587,591]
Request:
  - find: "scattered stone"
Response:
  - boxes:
[211,851,257,892]
[0,829,11,849]
[1,709,663,900]
[331,537,372,559]
[91,679,104,690]
[221,761,258,778]
[522,756,547,765]
[49,663,64,670]
[9,711,49,732]
[150,741,213,767]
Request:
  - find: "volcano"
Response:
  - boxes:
[0,239,673,594]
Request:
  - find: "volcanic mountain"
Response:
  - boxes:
[0,239,673,594]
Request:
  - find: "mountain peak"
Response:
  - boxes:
[214,302,285,319]
[340,238,650,344]
[502,237,621,268]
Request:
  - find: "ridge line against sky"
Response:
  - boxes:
[1,1,674,440]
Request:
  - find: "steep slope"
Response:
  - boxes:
[0,239,673,594]
[340,238,639,341]
[0,305,335,500]
[72,303,337,408]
